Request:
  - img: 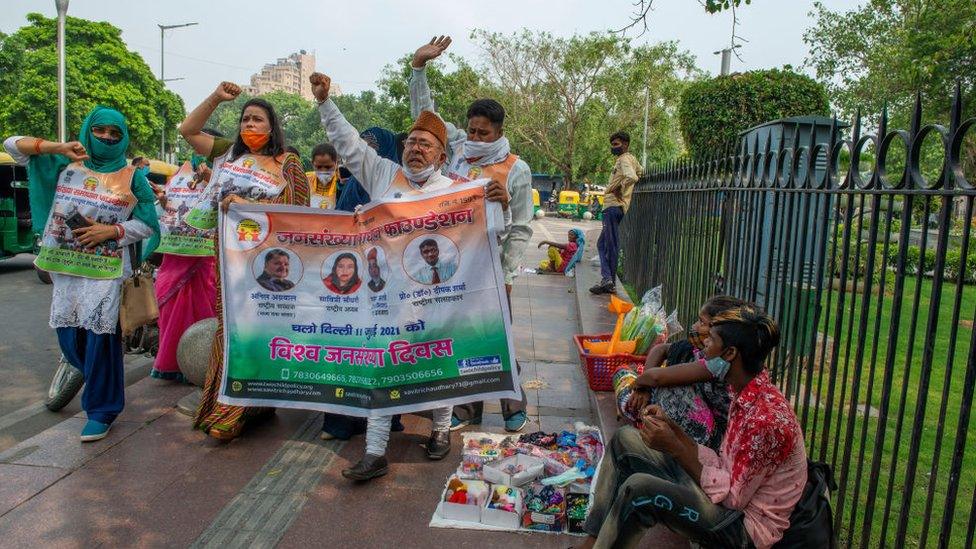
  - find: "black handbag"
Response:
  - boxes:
[773,460,837,549]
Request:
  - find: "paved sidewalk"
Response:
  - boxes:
[573,227,689,549]
[0,217,602,548]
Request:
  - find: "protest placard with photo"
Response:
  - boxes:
[217,180,520,417]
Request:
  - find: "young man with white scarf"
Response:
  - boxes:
[409,36,534,434]
[310,72,511,481]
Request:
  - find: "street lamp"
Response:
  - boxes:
[713,45,741,76]
[158,22,197,160]
[55,0,69,143]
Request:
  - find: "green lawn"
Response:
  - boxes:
[794,275,976,547]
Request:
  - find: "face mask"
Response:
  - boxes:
[610,146,624,156]
[315,170,336,184]
[703,355,731,381]
[136,166,150,178]
[402,163,437,184]
[463,137,508,164]
[240,130,270,152]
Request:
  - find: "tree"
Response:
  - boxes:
[0,13,184,158]
[804,0,976,127]
[378,53,483,131]
[471,29,700,186]
[208,90,401,168]
[678,69,830,159]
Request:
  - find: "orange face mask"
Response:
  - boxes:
[240,130,270,152]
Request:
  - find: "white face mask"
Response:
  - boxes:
[315,170,335,184]
[401,163,437,184]
[464,136,510,166]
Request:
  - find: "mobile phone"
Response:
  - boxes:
[65,212,92,230]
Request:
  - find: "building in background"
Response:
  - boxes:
[244,50,341,100]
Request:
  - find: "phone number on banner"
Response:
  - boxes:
[287,369,446,386]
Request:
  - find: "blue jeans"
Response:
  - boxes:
[56,326,125,424]
[584,426,753,548]
[597,206,625,281]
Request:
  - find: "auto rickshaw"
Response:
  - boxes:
[532,188,541,215]
[146,158,179,185]
[0,152,48,282]
[579,191,605,220]
[558,190,580,217]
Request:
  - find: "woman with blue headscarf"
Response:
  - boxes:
[4,106,160,442]
[334,127,405,212]
[537,228,585,275]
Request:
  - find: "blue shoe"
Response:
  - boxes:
[504,411,528,433]
[80,420,111,442]
[449,414,481,431]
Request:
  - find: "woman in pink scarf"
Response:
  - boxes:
[150,130,222,381]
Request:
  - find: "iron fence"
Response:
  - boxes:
[618,84,976,548]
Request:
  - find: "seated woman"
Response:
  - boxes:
[620,295,745,450]
[536,228,584,274]
[580,305,807,549]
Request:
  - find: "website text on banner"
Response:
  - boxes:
[217,180,520,417]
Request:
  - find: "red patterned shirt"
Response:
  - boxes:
[697,370,807,548]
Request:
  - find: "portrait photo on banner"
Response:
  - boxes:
[365,246,388,293]
[321,250,364,295]
[404,233,460,286]
[252,247,302,292]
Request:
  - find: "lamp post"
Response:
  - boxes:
[158,22,197,160]
[713,45,740,76]
[55,0,69,143]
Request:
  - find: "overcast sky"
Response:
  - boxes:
[2,0,861,108]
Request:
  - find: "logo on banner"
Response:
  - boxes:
[83,177,98,191]
[335,388,345,398]
[242,158,255,169]
[389,390,401,400]
[232,381,243,392]
[226,212,270,252]
[237,219,262,242]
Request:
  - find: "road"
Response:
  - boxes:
[0,254,59,417]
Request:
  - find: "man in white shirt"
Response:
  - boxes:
[409,36,532,433]
[311,72,511,482]
[411,238,457,284]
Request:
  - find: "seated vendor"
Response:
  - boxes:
[536,228,584,274]
[618,295,746,450]
[579,305,807,549]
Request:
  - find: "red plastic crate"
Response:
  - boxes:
[573,333,646,391]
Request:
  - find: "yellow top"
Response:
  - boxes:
[604,152,642,212]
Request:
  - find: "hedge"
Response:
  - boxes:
[678,68,830,160]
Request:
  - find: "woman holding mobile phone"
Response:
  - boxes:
[3,106,160,442]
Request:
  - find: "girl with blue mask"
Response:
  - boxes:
[617,295,747,450]
[3,106,160,443]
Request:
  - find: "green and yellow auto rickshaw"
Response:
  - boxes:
[532,188,541,215]
[558,190,580,217]
[0,152,50,282]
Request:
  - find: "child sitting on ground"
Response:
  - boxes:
[537,228,584,275]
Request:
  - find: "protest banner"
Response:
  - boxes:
[155,162,215,256]
[217,180,520,417]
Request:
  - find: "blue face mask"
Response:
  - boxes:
[704,355,731,381]
[135,166,150,178]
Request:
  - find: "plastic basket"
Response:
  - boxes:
[573,333,646,391]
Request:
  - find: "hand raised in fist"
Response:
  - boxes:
[309,73,331,103]
[412,35,452,68]
[212,82,241,102]
[57,141,89,162]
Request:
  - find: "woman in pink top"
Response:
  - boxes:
[579,305,807,549]
[537,228,583,273]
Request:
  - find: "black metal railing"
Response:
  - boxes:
[619,84,976,548]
